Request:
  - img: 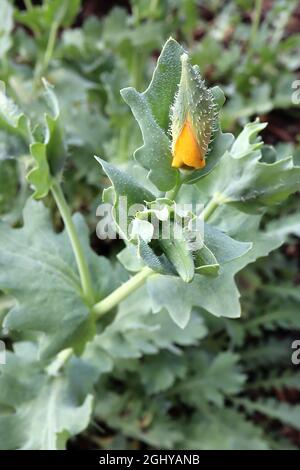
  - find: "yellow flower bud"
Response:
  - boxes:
[171,54,216,170]
[171,116,205,169]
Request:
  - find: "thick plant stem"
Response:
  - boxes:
[166,184,180,201]
[165,175,182,200]
[51,181,94,305]
[93,266,153,318]
[202,193,224,221]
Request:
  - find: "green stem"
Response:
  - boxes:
[47,348,73,376]
[43,20,59,72]
[51,181,94,305]
[24,0,33,10]
[131,51,144,90]
[202,193,224,221]
[93,266,153,318]
[165,183,181,201]
[149,0,159,18]
[34,19,58,82]
[250,0,263,50]
[165,173,184,201]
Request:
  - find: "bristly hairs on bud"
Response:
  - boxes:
[169,53,218,169]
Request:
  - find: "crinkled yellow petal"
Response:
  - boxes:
[172,119,206,169]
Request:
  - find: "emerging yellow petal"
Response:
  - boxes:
[172,119,206,169]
